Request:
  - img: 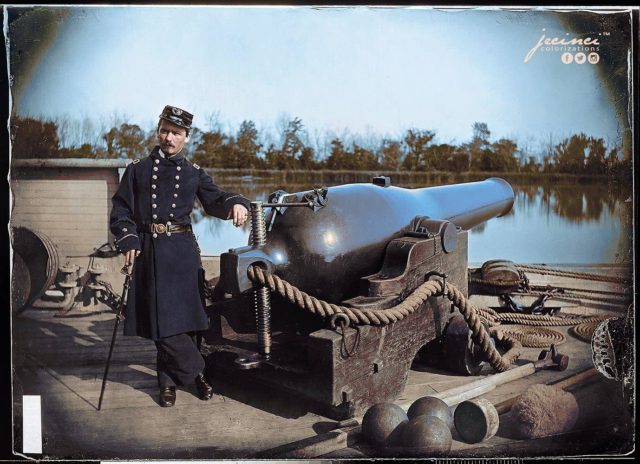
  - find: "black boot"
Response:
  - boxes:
[159,386,176,407]
[195,373,213,401]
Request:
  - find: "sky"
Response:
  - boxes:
[9,6,629,152]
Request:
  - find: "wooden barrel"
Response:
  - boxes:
[11,226,60,309]
[11,252,31,310]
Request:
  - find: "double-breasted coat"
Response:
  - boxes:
[110,146,250,340]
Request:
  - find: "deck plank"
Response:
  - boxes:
[11,265,633,459]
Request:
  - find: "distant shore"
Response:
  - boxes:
[206,168,631,187]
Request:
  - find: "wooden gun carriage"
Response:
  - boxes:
[202,177,514,419]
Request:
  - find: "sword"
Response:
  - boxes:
[98,262,134,411]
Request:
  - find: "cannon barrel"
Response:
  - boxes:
[220,177,514,303]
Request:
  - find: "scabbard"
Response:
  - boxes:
[98,263,133,411]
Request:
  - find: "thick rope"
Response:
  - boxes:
[500,326,567,348]
[570,320,604,342]
[248,265,521,371]
[250,265,441,325]
[440,277,522,371]
[518,290,630,307]
[468,276,521,288]
[515,264,630,285]
[528,284,630,297]
[494,312,609,326]
[246,266,615,372]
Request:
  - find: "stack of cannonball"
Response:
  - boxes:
[361,397,453,457]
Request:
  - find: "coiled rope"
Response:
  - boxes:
[468,269,529,292]
[499,326,567,348]
[570,320,604,343]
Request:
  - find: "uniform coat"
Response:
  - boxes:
[110,146,249,340]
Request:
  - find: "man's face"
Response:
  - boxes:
[157,119,189,156]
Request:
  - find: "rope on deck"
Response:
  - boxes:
[518,290,631,306]
[245,266,507,372]
[515,264,631,286]
[499,326,567,348]
[246,265,617,372]
[570,320,605,343]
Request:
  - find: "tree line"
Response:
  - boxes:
[10,115,631,177]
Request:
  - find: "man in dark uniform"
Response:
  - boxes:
[110,105,250,407]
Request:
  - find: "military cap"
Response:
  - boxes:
[159,105,193,130]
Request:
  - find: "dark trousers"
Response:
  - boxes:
[154,333,205,387]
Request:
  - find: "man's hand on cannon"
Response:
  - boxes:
[230,204,249,227]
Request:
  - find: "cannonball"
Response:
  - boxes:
[399,415,452,456]
[361,402,409,447]
[386,419,409,447]
[407,396,454,430]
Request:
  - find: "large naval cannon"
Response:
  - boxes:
[203,177,514,419]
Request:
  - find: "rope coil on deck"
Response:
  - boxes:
[570,320,604,342]
[468,269,530,293]
[499,326,567,348]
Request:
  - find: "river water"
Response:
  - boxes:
[191,179,633,265]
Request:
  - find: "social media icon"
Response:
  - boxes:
[561,53,573,64]
[575,52,586,64]
[588,52,600,64]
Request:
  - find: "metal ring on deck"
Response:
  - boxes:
[330,313,350,330]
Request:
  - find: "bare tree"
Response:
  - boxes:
[55,114,72,148]
[204,110,224,133]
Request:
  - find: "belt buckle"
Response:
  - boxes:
[153,223,167,234]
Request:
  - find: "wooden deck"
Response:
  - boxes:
[11,264,634,459]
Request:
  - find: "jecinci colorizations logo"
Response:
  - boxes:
[524,29,603,64]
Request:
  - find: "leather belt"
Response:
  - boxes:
[144,223,191,235]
